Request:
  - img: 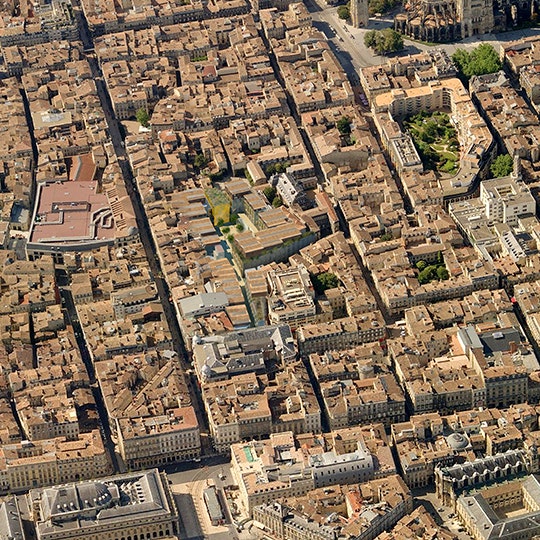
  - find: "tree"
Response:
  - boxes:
[364,28,404,55]
[364,30,378,49]
[275,161,290,174]
[263,186,277,202]
[194,153,208,170]
[226,234,234,242]
[272,196,283,207]
[311,272,340,294]
[416,260,427,271]
[452,44,502,80]
[380,232,393,242]
[491,154,514,178]
[337,116,352,135]
[216,218,225,227]
[437,266,449,280]
[236,223,244,232]
[337,5,350,19]
[222,226,230,233]
[381,28,403,53]
[418,265,437,284]
[265,164,277,176]
[368,0,399,15]
[136,107,150,127]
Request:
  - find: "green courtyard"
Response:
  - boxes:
[404,111,460,175]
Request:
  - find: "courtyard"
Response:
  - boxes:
[404,111,460,174]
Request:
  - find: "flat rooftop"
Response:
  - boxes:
[29,155,117,246]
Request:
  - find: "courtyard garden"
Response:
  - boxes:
[415,255,449,285]
[404,111,460,175]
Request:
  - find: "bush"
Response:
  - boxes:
[418,265,438,284]
[222,226,230,233]
[490,154,514,178]
[265,164,277,176]
[275,161,290,174]
[226,234,234,242]
[236,223,244,232]
[437,266,449,280]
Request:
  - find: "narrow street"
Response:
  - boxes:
[71,0,212,456]
[57,274,122,472]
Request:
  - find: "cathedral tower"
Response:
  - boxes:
[351,0,369,27]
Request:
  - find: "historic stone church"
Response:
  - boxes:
[394,0,537,42]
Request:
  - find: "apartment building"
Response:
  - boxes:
[117,407,201,469]
[203,363,320,452]
[95,351,199,469]
[0,431,111,494]
[321,373,406,429]
[193,324,295,382]
[266,265,316,328]
[297,313,386,355]
[378,506,456,540]
[231,429,397,513]
[253,475,413,540]
[471,71,540,164]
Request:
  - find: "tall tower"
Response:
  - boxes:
[351,0,369,27]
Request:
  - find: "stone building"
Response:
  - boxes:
[29,469,179,540]
[351,0,369,27]
[394,0,536,42]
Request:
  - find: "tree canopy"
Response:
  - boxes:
[368,0,399,15]
[337,116,352,135]
[136,107,150,127]
[272,196,283,207]
[490,154,514,178]
[452,44,502,80]
[263,186,277,202]
[337,5,350,19]
[194,153,208,170]
[311,272,340,294]
[364,28,404,55]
